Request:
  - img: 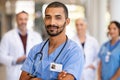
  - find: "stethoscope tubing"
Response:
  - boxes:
[29,36,68,77]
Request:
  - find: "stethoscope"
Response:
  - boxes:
[105,39,120,63]
[28,36,68,78]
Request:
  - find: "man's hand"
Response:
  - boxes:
[86,64,95,70]
[19,71,42,80]
[30,78,42,80]
[16,55,26,64]
[58,71,74,80]
[58,71,67,80]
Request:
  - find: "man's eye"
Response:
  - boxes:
[56,17,61,20]
[45,16,51,19]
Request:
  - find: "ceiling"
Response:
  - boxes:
[35,0,82,5]
[0,0,85,11]
[0,0,84,6]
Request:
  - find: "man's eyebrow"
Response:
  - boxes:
[45,14,50,16]
[55,15,61,17]
[45,14,61,16]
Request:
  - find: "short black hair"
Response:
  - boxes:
[16,11,28,17]
[45,1,68,18]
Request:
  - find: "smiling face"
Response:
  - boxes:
[16,12,28,31]
[108,23,120,39]
[44,7,69,36]
[75,19,87,36]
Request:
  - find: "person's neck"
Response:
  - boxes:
[111,37,119,45]
[49,34,66,47]
[48,33,66,54]
[78,33,86,43]
[19,29,27,36]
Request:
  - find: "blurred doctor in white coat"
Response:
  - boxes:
[0,11,42,80]
[72,18,99,80]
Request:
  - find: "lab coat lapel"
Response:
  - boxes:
[76,36,83,50]
[26,31,31,56]
[14,29,24,55]
[26,30,35,56]
[84,34,90,54]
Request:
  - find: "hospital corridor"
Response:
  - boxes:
[0,0,120,80]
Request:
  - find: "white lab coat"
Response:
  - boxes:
[72,34,99,80]
[0,28,42,80]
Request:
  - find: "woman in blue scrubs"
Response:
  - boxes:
[98,21,120,80]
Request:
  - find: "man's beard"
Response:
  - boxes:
[45,22,66,36]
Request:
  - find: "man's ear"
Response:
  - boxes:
[65,18,70,26]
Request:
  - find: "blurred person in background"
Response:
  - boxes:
[0,11,42,80]
[98,21,120,80]
[72,18,99,80]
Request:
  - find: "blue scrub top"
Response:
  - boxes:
[21,39,84,80]
[99,40,120,80]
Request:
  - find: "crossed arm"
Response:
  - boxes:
[19,71,42,80]
[19,71,74,80]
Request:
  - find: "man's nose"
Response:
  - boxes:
[50,18,56,25]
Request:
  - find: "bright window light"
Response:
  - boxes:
[15,0,35,30]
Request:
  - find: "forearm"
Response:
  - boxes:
[58,71,74,80]
[111,68,120,80]
[30,78,42,80]
[98,61,102,80]
[20,71,42,80]
[60,74,74,80]
[19,71,32,80]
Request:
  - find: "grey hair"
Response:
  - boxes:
[75,17,88,25]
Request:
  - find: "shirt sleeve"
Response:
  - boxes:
[0,34,15,66]
[92,39,100,69]
[63,45,84,80]
[98,44,105,59]
[21,45,37,74]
